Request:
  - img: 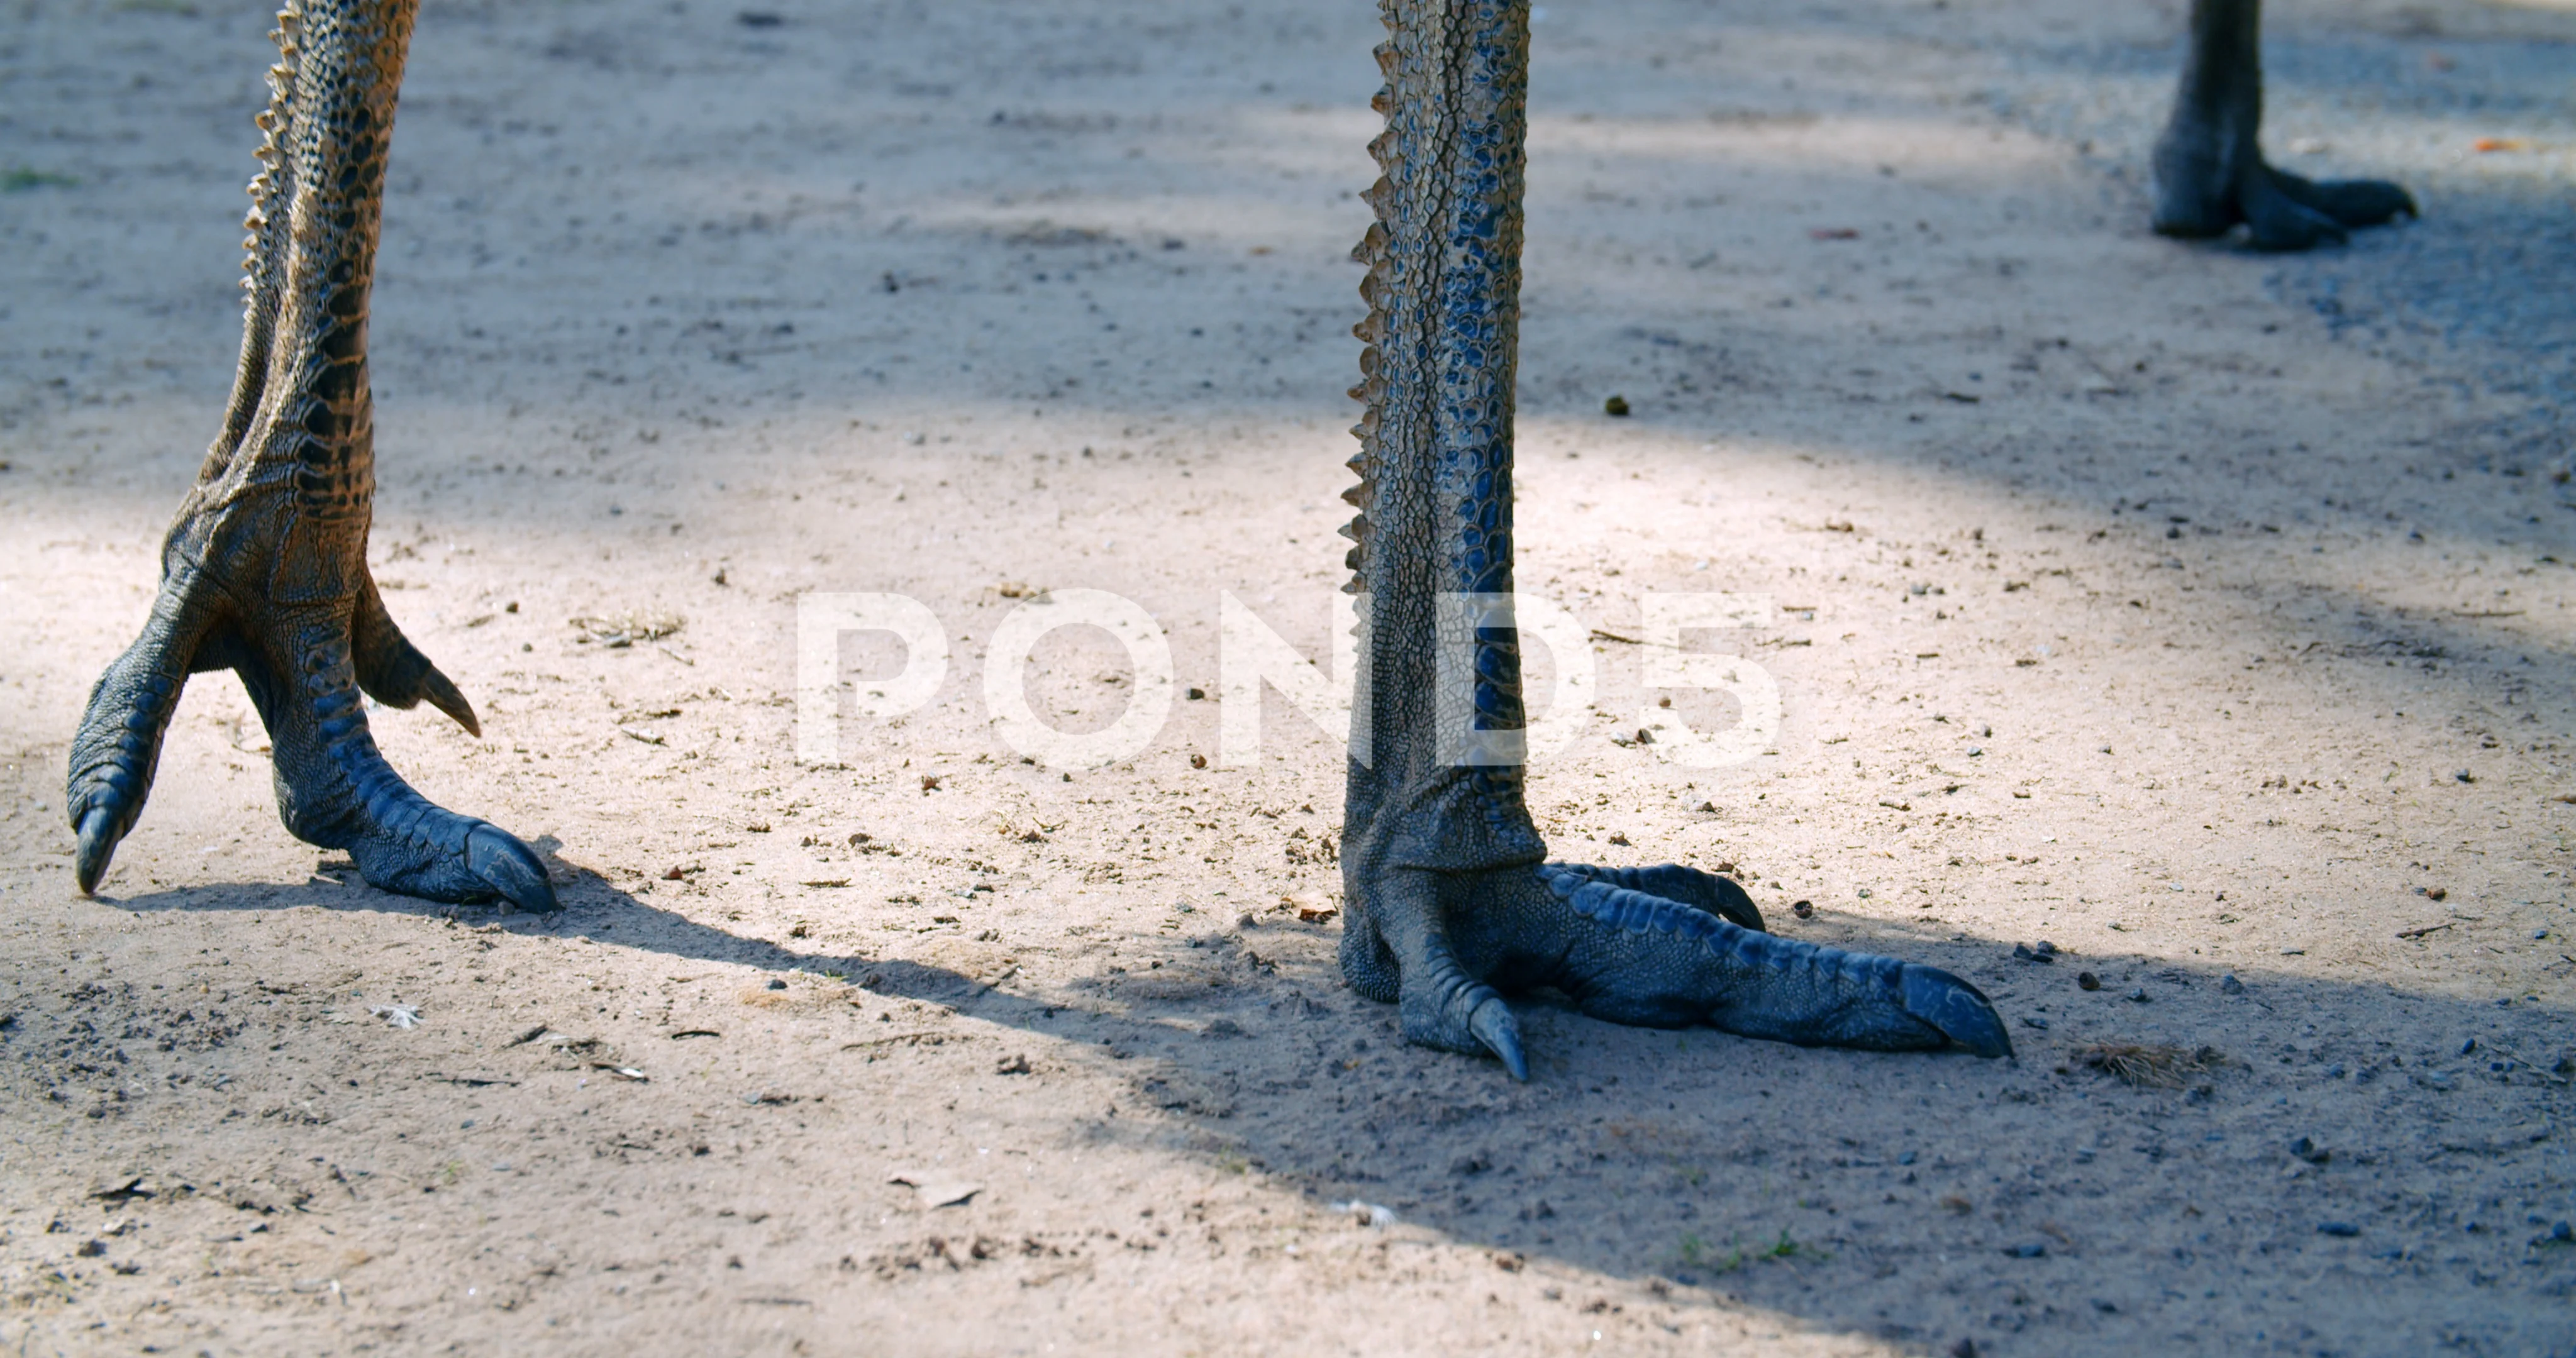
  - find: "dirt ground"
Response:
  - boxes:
[4,0,2575,1352]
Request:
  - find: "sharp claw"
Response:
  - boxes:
[352,584,482,736]
[1468,996,1527,1081]
[421,666,480,738]
[1901,964,2013,1059]
[74,805,120,896]
[465,824,557,913]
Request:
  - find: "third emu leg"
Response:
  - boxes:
[1337,0,2009,1078]
[2151,0,2415,250]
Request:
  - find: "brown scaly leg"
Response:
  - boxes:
[1337,0,2008,1078]
[2150,0,2415,251]
[65,0,553,910]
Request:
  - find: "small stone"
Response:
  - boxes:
[2220,974,2245,995]
[2317,1222,2360,1237]
[2002,1242,2046,1258]
[2127,987,2150,1003]
[2290,1136,2329,1165]
[2458,1037,2477,1057]
[1790,900,1814,919]
[767,978,788,991]
[1603,394,1631,417]
[1949,1342,1980,1358]
[2075,971,2101,991]
[2426,886,2448,901]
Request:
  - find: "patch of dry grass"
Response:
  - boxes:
[2068,1042,2226,1089]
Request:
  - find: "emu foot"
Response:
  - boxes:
[67,553,555,912]
[2151,139,2415,251]
[1341,860,2010,1079]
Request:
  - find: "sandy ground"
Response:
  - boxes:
[4,0,2576,1353]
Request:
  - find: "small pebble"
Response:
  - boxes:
[2002,1242,2046,1258]
[2126,987,2150,1003]
[1602,394,1631,417]
[2076,971,2101,991]
[2458,1037,2477,1056]
[2220,974,2244,995]
[2318,1222,2360,1237]
[1790,900,1814,919]
[767,978,788,991]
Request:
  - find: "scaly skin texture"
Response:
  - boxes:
[64,0,554,912]
[1338,0,2010,1077]
[66,0,2390,1049]
[2151,0,2416,250]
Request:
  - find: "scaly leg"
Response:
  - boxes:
[1338,0,2007,1078]
[65,0,553,910]
[2150,0,2414,251]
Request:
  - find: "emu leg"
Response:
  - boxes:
[65,0,553,911]
[1338,0,2008,1078]
[2151,0,2415,250]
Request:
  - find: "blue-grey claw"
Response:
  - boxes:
[1902,964,2013,1059]
[1469,996,1527,1081]
[74,805,119,896]
[467,824,558,913]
